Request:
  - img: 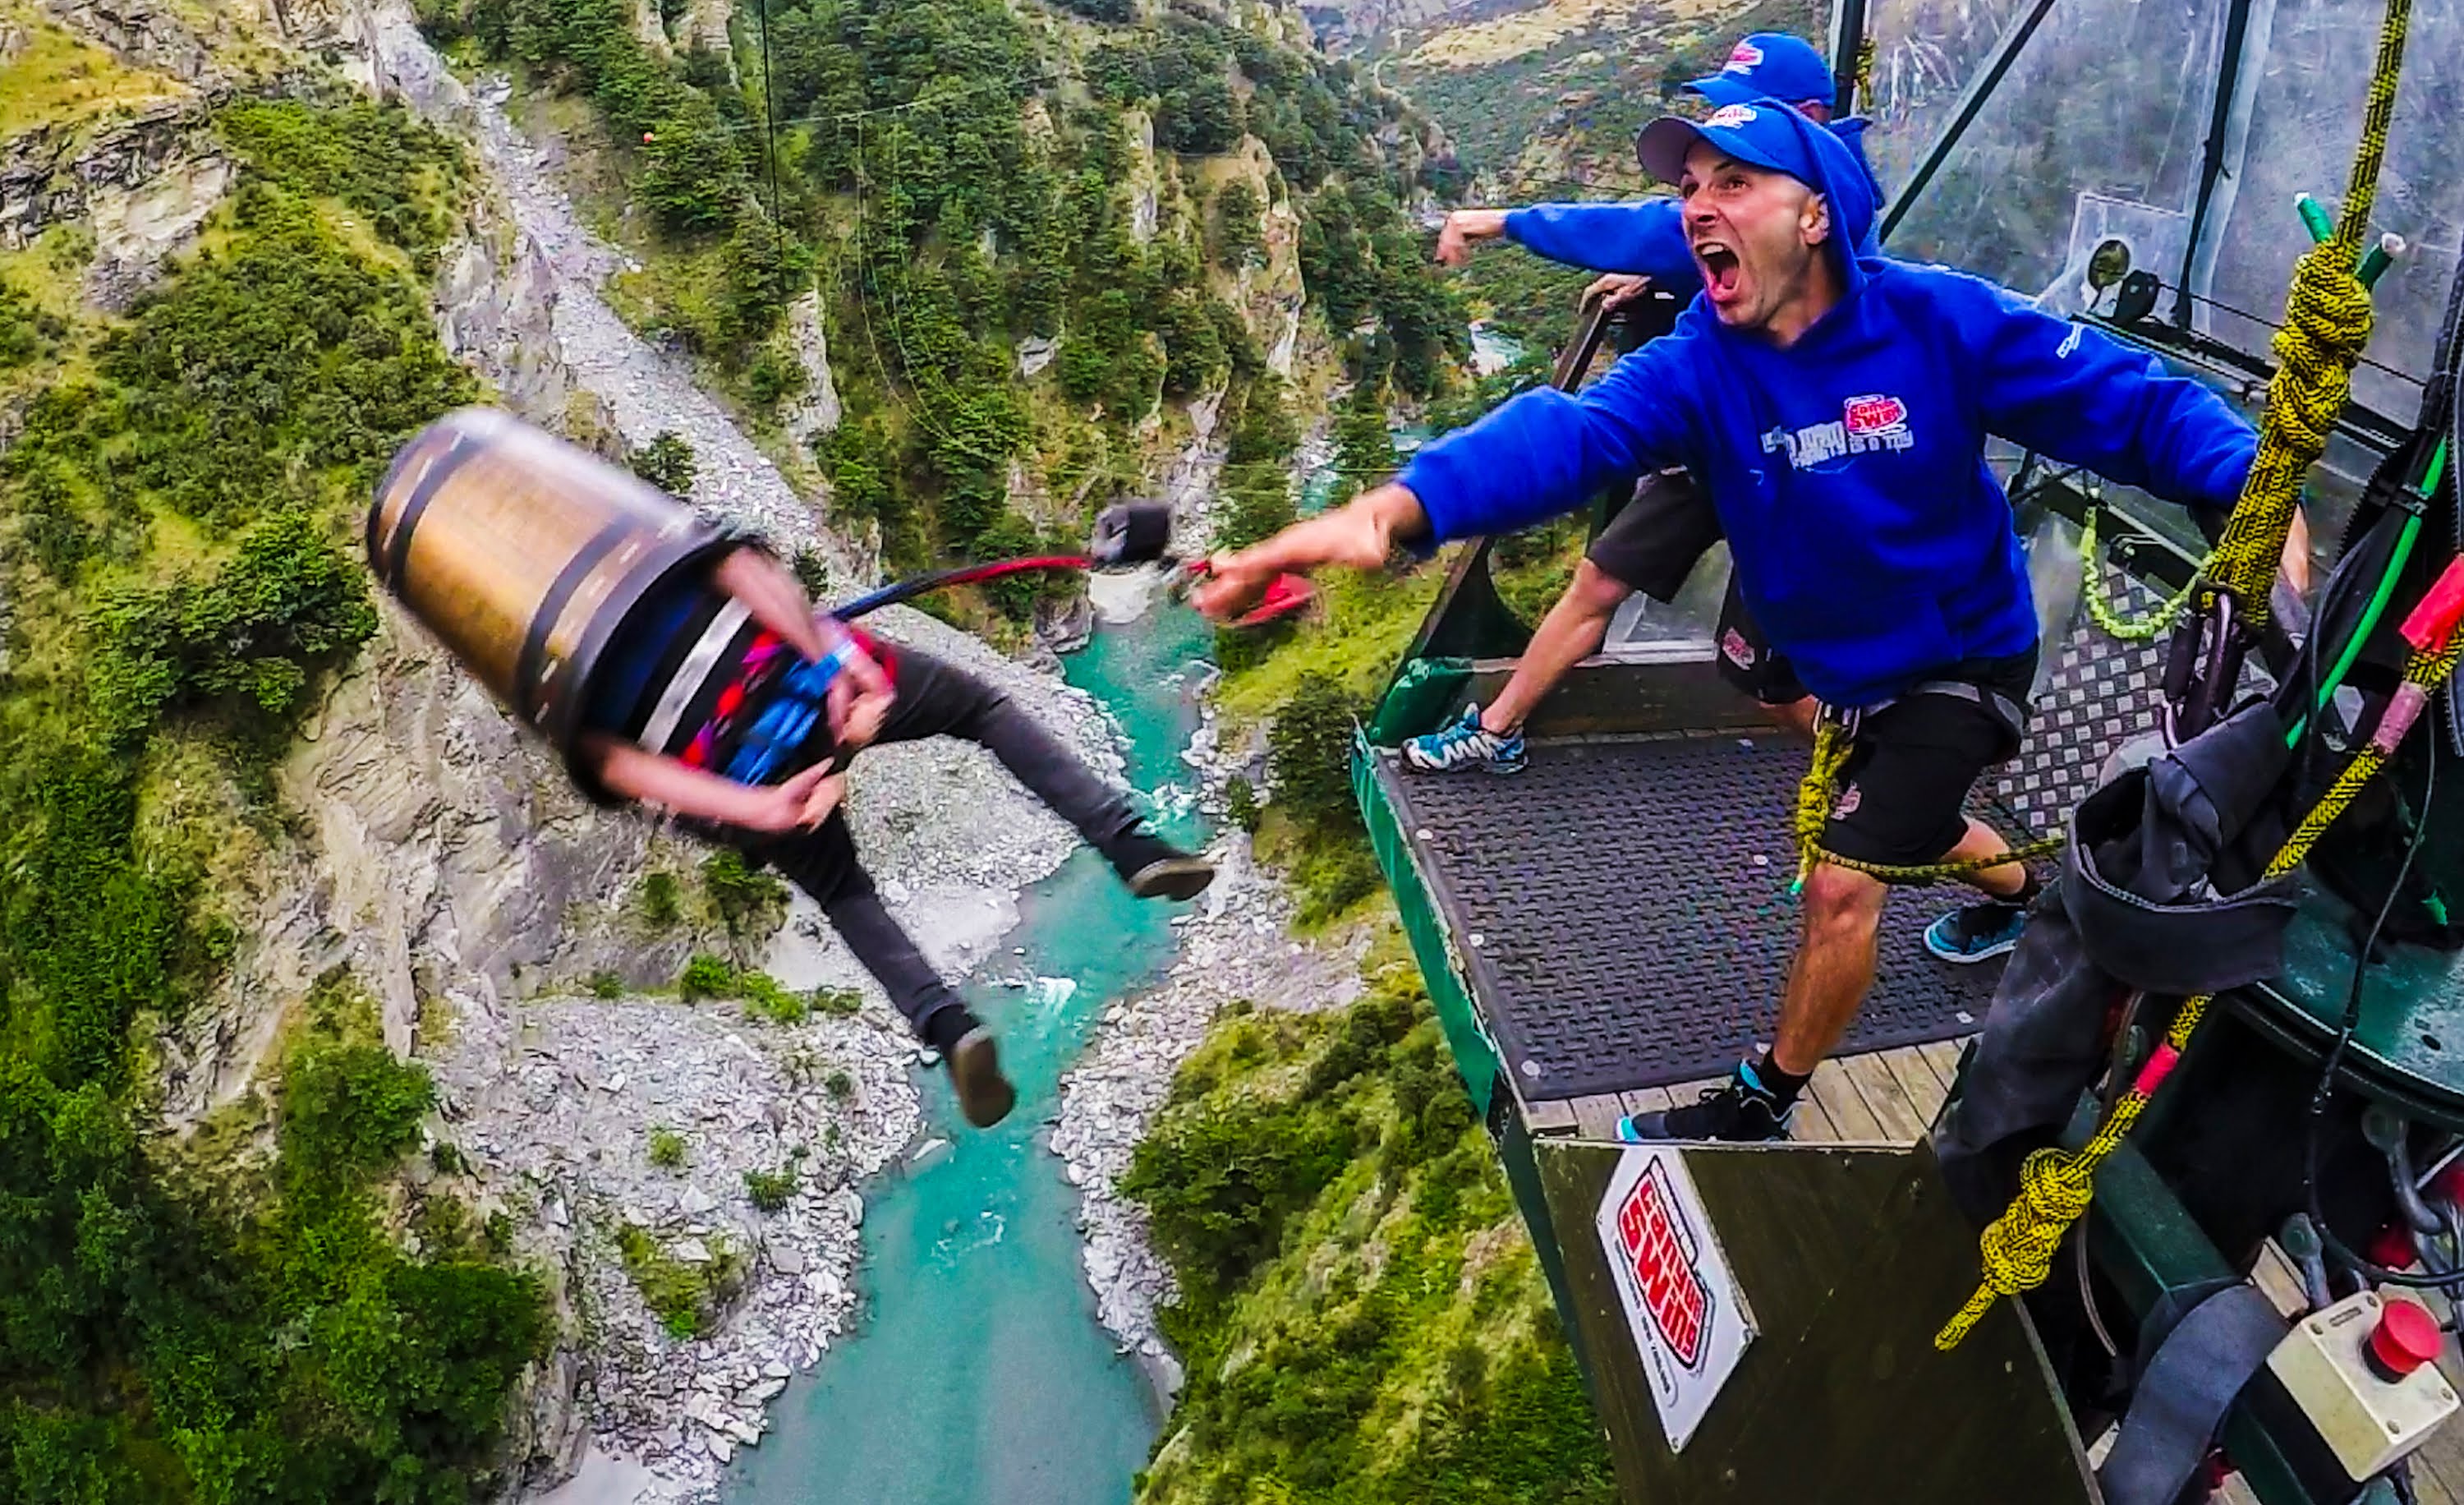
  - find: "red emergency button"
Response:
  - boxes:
[2370,1298,2442,1378]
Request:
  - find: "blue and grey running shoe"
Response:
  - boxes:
[1402,703,1528,775]
[1924,900,2029,964]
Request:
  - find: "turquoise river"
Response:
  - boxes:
[728,599,1215,1505]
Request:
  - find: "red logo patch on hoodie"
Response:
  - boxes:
[1842,394,1910,438]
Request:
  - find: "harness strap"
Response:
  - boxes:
[2097,1284,2288,1505]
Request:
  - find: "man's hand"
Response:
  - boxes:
[1190,483,1427,621]
[1584,272,1654,311]
[825,632,894,752]
[743,764,846,834]
[1435,209,1510,269]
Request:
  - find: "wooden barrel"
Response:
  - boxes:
[365,407,734,757]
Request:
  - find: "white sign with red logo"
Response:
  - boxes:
[1594,1147,1756,1451]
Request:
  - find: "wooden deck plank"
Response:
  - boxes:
[1840,1052,1931,1144]
[1570,1093,1627,1141]
[1919,1038,1968,1093]
[1523,1097,1579,1136]
[2411,1429,2464,1505]
[1879,1047,1951,1134]
[1807,1059,1890,1143]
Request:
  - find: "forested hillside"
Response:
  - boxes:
[0,82,545,1498]
[415,0,1473,620]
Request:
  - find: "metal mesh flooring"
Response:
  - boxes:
[1381,601,2174,1102]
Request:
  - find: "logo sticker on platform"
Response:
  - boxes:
[1596,1148,1756,1450]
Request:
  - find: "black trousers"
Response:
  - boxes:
[731,647,1150,1040]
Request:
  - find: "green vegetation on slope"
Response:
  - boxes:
[0,98,547,1502]
[416,0,1469,627]
[1124,950,1616,1504]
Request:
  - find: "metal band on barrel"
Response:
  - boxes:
[638,597,753,755]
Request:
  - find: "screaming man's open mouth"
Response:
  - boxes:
[1697,242,1742,298]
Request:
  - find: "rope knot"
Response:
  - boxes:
[2266,242,2374,458]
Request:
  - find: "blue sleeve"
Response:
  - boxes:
[1398,343,1697,543]
[1502,200,1696,282]
[1960,277,2255,510]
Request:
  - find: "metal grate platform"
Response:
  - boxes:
[1378,575,2188,1102]
[1380,736,2011,1100]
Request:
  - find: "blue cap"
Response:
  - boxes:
[1686,32,1833,110]
[1634,98,1877,253]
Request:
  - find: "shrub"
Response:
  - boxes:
[702,849,787,950]
[629,430,698,495]
[616,1223,742,1338]
[1222,776,1262,834]
[811,986,863,1017]
[640,871,683,926]
[825,1070,853,1100]
[678,952,735,1001]
[648,1128,688,1170]
[1268,672,1366,831]
[738,970,810,1024]
[589,969,625,999]
[744,1163,798,1213]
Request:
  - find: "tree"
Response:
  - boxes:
[1211,181,1265,270]
[1156,76,1240,154]
[1268,672,1367,830]
[629,431,698,495]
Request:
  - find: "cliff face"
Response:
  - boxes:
[2,0,1142,1497]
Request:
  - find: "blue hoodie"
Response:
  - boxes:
[1501,117,1881,280]
[1401,105,2257,710]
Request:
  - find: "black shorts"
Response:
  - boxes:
[1584,472,1807,706]
[1821,647,2039,871]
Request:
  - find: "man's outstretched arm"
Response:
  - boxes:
[1194,343,1695,620]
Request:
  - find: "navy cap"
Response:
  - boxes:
[1687,32,1833,110]
[1634,98,1877,251]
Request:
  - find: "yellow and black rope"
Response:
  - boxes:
[1933,0,2416,1349]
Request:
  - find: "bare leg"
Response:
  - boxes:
[1480,561,1634,734]
[1771,863,1889,1076]
[1943,817,2029,898]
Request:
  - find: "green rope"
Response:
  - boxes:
[2079,506,2202,642]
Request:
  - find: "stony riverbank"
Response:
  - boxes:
[1050,699,1367,1392]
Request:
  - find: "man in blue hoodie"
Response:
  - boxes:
[1414,32,1880,780]
[1192,99,2262,1143]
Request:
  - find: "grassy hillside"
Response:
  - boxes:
[1124,938,1616,1504]
[0,94,546,1502]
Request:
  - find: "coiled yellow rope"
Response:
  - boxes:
[1935,0,2415,1350]
[1934,638,2457,1352]
[2203,0,2409,628]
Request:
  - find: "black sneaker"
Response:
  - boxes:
[1618,1061,1795,1143]
[947,1027,1017,1129]
[1128,854,1215,901]
[1110,832,1216,901]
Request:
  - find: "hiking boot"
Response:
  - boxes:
[1924,900,2029,964]
[947,1027,1017,1129]
[1402,703,1527,776]
[1617,1061,1794,1143]
[1110,831,1216,901]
